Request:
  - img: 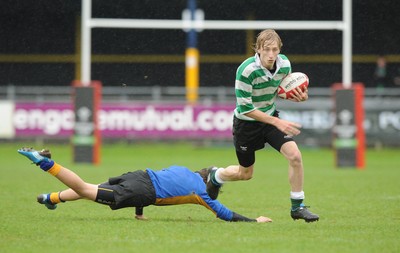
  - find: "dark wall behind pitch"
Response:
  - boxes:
[0,0,399,88]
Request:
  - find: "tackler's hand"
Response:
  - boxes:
[256,216,273,223]
[135,215,148,221]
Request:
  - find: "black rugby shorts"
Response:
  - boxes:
[233,110,294,153]
[95,170,156,210]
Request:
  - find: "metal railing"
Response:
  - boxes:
[2,85,400,104]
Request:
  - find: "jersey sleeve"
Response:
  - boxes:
[235,72,256,115]
[201,192,234,221]
[200,193,257,222]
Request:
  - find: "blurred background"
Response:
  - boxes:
[1,0,399,87]
[0,0,399,148]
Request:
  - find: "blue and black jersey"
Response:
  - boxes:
[147,165,233,221]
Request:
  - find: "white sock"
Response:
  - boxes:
[214,167,225,184]
[290,191,305,200]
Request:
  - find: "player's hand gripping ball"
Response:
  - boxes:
[278,72,309,99]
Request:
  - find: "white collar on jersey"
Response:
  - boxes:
[254,53,283,76]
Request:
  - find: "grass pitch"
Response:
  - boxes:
[0,142,399,253]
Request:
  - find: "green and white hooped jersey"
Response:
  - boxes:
[234,53,291,121]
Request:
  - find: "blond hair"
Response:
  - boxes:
[253,29,283,52]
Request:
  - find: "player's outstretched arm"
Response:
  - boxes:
[244,110,302,136]
[204,192,273,223]
[231,212,273,223]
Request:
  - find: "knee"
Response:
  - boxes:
[281,142,303,164]
[287,149,302,165]
[75,184,98,200]
[238,166,253,180]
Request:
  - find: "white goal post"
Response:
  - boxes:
[81,0,352,87]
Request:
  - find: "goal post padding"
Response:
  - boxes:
[332,83,365,169]
[71,80,102,164]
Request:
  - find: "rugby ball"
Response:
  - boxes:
[278,72,309,99]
